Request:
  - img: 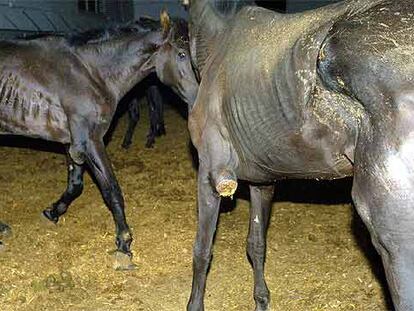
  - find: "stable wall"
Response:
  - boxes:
[0,0,132,39]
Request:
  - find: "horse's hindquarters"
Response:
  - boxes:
[320,2,414,309]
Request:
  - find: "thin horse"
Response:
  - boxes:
[0,10,198,269]
[187,0,414,310]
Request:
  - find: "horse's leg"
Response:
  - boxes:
[0,221,11,234]
[187,164,221,311]
[84,138,134,269]
[43,152,85,223]
[146,85,164,148]
[0,221,12,250]
[122,98,140,149]
[248,184,274,311]
[188,123,238,311]
[352,127,414,310]
[154,87,165,136]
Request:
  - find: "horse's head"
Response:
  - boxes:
[153,11,198,108]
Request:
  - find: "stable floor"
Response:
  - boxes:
[0,104,390,310]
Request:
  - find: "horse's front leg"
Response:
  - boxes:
[248,184,274,311]
[188,122,239,310]
[85,138,134,270]
[43,152,85,223]
[187,164,221,311]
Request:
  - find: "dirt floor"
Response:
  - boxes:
[0,104,392,310]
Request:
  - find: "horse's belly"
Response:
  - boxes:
[231,88,359,182]
[0,96,70,143]
[236,139,353,183]
[263,148,353,179]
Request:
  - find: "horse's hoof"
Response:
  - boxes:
[255,296,270,311]
[41,210,59,225]
[121,142,131,150]
[113,251,137,271]
[0,222,12,238]
[145,140,155,148]
[157,126,166,136]
[255,304,270,311]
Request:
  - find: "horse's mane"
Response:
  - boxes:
[66,16,188,47]
[67,26,147,46]
[14,27,143,46]
[14,16,189,52]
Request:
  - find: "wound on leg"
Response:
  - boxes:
[213,169,238,198]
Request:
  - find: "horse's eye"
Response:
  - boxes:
[178,51,186,59]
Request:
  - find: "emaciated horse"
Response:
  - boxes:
[0,10,198,269]
[187,0,414,310]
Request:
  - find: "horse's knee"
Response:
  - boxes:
[193,243,212,268]
[68,144,86,165]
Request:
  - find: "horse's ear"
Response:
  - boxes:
[181,0,190,9]
[160,9,171,38]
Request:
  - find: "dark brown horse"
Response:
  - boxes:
[187,0,414,310]
[0,10,198,269]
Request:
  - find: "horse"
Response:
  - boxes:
[186,0,414,310]
[0,10,198,269]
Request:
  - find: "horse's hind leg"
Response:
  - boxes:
[248,184,274,311]
[122,98,140,149]
[352,119,414,310]
[43,152,85,223]
[152,86,165,136]
[84,138,134,270]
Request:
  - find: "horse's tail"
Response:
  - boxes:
[188,0,254,76]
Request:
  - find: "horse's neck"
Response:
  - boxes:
[74,37,158,102]
[191,0,254,21]
[189,0,254,73]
